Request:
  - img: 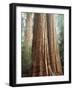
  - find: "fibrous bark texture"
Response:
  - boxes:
[32,13,63,76]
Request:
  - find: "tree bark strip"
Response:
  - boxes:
[47,14,63,75]
[32,13,53,76]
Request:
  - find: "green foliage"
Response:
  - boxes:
[56,14,64,72]
[21,43,32,70]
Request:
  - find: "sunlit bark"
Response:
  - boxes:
[47,14,63,75]
[32,13,53,76]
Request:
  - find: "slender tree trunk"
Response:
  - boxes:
[23,13,33,76]
[32,13,53,76]
[46,14,63,75]
[24,13,33,47]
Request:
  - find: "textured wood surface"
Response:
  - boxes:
[31,13,63,76]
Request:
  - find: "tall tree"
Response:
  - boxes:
[32,13,53,76]
[24,13,33,47]
[46,14,63,75]
[22,13,33,77]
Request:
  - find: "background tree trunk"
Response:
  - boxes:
[22,13,33,77]
[24,13,33,47]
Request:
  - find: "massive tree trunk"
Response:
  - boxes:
[46,14,63,75]
[32,13,53,76]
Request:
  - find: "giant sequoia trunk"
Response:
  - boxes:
[47,14,63,75]
[32,13,63,76]
[32,13,53,76]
